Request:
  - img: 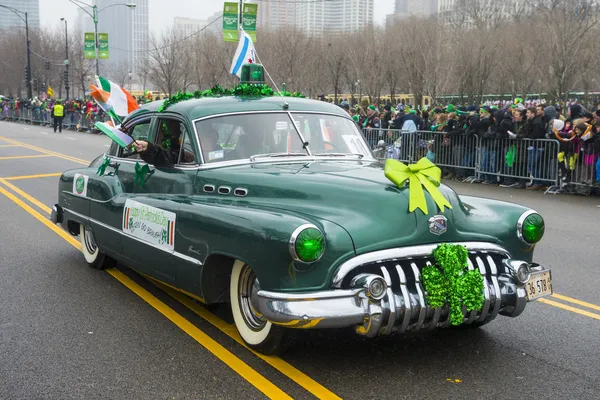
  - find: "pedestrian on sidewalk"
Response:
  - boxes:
[53,99,64,133]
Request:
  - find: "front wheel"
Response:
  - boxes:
[230,260,287,355]
[79,224,116,270]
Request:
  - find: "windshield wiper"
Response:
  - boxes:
[314,153,365,159]
[250,152,308,161]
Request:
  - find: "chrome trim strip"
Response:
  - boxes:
[475,256,491,323]
[173,251,203,266]
[62,207,202,265]
[487,255,502,320]
[256,289,358,301]
[380,266,395,335]
[395,264,411,333]
[332,242,510,288]
[410,262,426,331]
[466,258,479,324]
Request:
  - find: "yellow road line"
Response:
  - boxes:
[149,278,343,400]
[0,178,52,214]
[539,298,600,321]
[3,172,63,180]
[0,144,20,147]
[551,294,600,312]
[107,269,292,400]
[0,136,90,165]
[0,184,80,249]
[0,154,53,160]
[0,181,294,399]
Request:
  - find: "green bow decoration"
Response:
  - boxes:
[384,158,452,215]
[96,156,110,176]
[134,162,151,188]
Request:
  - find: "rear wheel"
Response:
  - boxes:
[79,224,116,270]
[229,260,287,355]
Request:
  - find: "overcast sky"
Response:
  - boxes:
[41,0,392,33]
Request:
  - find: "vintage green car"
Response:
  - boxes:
[52,92,551,354]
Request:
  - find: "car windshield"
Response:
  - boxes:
[195,112,372,163]
[290,113,372,156]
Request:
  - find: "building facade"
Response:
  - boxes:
[173,14,221,37]
[0,0,40,30]
[256,0,296,30]
[77,0,149,79]
[297,0,373,36]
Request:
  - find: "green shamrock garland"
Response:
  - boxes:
[96,155,111,176]
[158,84,305,113]
[422,244,484,326]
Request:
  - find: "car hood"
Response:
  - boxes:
[198,160,509,254]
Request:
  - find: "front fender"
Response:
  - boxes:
[178,200,356,292]
[457,195,540,262]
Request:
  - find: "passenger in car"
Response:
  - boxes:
[132,120,181,166]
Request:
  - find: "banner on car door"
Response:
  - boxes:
[123,199,176,252]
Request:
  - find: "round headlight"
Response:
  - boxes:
[289,224,325,263]
[517,211,545,245]
[515,263,531,283]
[368,277,387,300]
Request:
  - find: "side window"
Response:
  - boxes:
[177,123,197,165]
[118,120,151,159]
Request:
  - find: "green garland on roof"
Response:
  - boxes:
[158,83,305,113]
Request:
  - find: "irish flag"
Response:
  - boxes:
[90,75,139,119]
[95,121,134,148]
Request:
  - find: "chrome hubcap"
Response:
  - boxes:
[84,226,97,254]
[238,264,266,331]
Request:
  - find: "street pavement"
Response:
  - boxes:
[0,120,598,399]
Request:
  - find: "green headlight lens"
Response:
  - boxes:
[295,228,325,262]
[522,213,545,244]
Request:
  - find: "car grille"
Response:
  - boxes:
[341,251,508,333]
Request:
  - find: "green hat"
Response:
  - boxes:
[352,115,359,122]
[479,107,490,115]
[491,105,499,110]
[445,104,456,113]
[409,109,417,115]
[368,105,377,111]
[514,97,523,104]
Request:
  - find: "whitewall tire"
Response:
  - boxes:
[230,260,286,354]
[79,224,116,270]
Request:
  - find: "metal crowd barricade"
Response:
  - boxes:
[363,129,479,180]
[552,142,599,195]
[473,138,560,188]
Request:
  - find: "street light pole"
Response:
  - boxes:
[25,11,32,99]
[93,5,99,76]
[61,18,70,100]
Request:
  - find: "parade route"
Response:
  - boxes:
[0,121,599,399]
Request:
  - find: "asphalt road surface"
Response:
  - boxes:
[0,121,598,400]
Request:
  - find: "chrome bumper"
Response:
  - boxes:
[253,258,546,337]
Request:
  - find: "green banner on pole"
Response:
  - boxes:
[242,3,257,42]
[84,32,95,59]
[223,2,238,42]
[98,33,109,59]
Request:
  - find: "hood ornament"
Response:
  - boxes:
[428,215,448,235]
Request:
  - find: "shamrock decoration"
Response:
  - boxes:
[96,155,111,176]
[421,244,484,326]
[134,162,152,188]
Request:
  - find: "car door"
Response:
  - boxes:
[119,115,199,283]
[87,115,153,258]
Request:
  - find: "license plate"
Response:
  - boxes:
[525,270,552,301]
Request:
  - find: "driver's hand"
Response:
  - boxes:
[132,140,148,153]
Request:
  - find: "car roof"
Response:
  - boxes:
[123,96,348,124]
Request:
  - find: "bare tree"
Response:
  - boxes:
[146,29,186,96]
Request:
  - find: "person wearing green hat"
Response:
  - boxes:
[445,104,456,113]
[363,105,381,148]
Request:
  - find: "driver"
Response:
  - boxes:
[132,120,181,165]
